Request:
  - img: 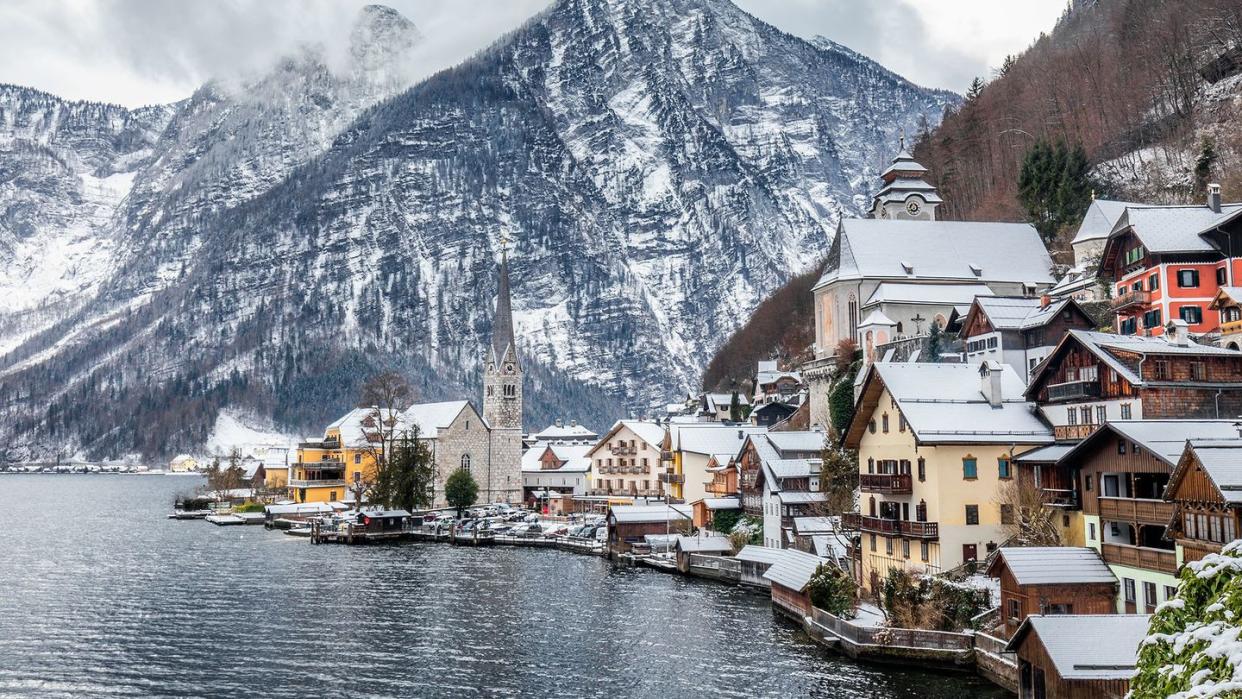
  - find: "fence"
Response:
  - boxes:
[810,608,974,652]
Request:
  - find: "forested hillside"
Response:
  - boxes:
[914,0,1242,240]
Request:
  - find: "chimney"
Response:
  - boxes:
[1209,183,1222,214]
[1166,319,1190,346]
[980,361,1003,408]
[1040,294,1051,309]
[556,418,563,428]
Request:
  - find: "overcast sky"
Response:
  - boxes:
[0,0,1065,108]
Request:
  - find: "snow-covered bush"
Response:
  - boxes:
[1131,541,1242,698]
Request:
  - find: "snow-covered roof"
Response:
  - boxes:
[777,491,828,505]
[1112,203,1242,254]
[672,424,765,456]
[864,282,995,307]
[1181,440,1242,503]
[733,545,786,565]
[609,504,691,524]
[327,407,408,448]
[762,549,827,592]
[755,362,803,386]
[856,362,1053,446]
[675,534,733,553]
[989,547,1116,586]
[703,393,750,412]
[521,443,592,473]
[768,458,817,480]
[1071,199,1148,245]
[792,516,837,534]
[1013,443,1076,464]
[1103,421,1242,466]
[859,309,896,327]
[601,420,667,448]
[401,400,470,439]
[765,431,825,454]
[971,296,1074,332]
[1005,615,1151,680]
[265,502,334,516]
[812,534,850,560]
[1029,330,1242,396]
[816,219,1055,290]
[533,422,599,441]
[699,496,740,511]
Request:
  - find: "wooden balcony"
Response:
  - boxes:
[610,445,637,456]
[1054,424,1097,440]
[1047,380,1102,402]
[1098,497,1175,526]
[860,473,912,494]
[659,472,685,484]
[1101,542,1178,574]
[1111,290,1151,312]
[1222,318,1242,336]
[841,512,939,539]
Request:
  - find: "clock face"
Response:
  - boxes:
[488,363,495,373]
[504,363,515,374]
[906,199,921,216]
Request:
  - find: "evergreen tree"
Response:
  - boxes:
[966,76,985,100]
[372,427,435,511]
[1194,137,1217,194]
[828,360,861,438]
[729,388,741,422]
[925,322,943,363]
[1018,139,1095,244]
[444,467,479,517]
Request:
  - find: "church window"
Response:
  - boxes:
[487,386,494,397]
[461,454,471,472]
[503,384,516,398]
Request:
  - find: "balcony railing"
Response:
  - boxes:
[1222,318,1242,336]
[288,478,348,488]
[1054,424,1098,440]
[841,513,939,539]
[610,445,637,456]
[1047,380,1102,402]
[860,473,913,494]
[1111,290,1152,312]
[659,473,685,484]
[298,439,341,450]
[1099,497,1175,526]
[1101,542,1178,574]
[1043,488,1080,509]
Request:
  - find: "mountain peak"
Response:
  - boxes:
[349,4,422,75]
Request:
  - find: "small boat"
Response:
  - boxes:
[167,510,212,520]
[285,527,313,538]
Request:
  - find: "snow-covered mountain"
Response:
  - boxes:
[0,0,956,461]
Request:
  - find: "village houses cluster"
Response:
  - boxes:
[204,142,1242,698]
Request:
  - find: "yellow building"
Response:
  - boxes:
[291,408,399,504]
[843,361,1054,592]
[664,423,765,503]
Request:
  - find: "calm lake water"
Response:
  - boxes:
[0,475,1007,698]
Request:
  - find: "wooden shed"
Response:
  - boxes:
[762,548,825,619]
[1005,614,1150,699]
[606,504,692,556]
[987,546,1118,638]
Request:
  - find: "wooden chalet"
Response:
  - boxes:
[1025,328,1242,442]
[959,295,1095,380]
[1005,614,1150,699]
[762,548,824,618]
[1165,439,1242,564]
[605,504,691,557]
[986,547,1117,639]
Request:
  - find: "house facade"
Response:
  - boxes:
[843,362,1054,593]
[960,295,1095,381]
[1098,188,1242,337]
[737,431,825,548]
[986,547,1117,639]
[587,420,668,499]
[521,443,591,504]
[1165,439,1242,566]
[1005,614,1150,699]
[666,423,765,504]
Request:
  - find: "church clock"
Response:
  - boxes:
[905,199,921,216]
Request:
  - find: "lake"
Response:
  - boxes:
[0,475,1007,698]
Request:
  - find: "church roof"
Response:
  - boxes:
[401,400,472,438]
[1070,199,1149,245]
[491,250,518,365]
[815,219,1054,290]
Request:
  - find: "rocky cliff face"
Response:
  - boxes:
[0,0,956,461]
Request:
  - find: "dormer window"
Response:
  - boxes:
[901,261,914,275]
[969,264,983,277]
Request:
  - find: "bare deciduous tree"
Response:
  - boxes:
[995,478,1062,547]
[355,372,416,510]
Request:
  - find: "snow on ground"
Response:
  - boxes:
[853,601,886,627]
[205,410,300,459]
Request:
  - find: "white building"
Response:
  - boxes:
[587,420,668,498]
[959,295,1096,381]
[521,442,591,500]
[531,420,599,445]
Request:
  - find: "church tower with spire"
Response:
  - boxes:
[482,237,523,502]
[869,135,942,221]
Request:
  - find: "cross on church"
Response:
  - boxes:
[911,313,926,334]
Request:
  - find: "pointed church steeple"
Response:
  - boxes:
[483,234,523,432]
[490,238,518,367]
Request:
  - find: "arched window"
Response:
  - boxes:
[461,454,471,472]
[868,496,877,517]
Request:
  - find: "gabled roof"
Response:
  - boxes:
[589,420,667,457]
[1013,443,1076,464]
[733,545,786,565]
[844,362,1053,448]
[608,504,691,524]
[401,400,472,439]
[765,431,825,454]
[1005,615,1151,680]
[1071,199,1149,245]
[1168,439,1242,504]
[1026,330,1242,399]
[864,282,994,308]
[1061,420,1242,467]
[815,219,1054,290]
[675,534,733,553]
[987,547,1116,586]
[777,491,828,505]
[697,496,741,511]
[965,295,1087,334]
[762,549,827,592]
[520,443,592,473]
[1110,203,1242,254]
[792,516,838,535]
[671,424,765,456]
[327,407,409,448]
[533,422,598,441]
